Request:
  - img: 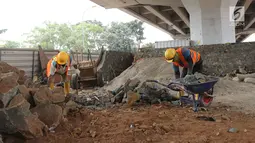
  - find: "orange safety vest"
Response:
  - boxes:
[173,48,201,68]
[46,55,71,77]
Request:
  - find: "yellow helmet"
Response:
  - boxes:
[164,48,176,63]
[56,51,69,65]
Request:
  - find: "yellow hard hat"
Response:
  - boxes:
[56,51,69,65]
[164,48,176,63]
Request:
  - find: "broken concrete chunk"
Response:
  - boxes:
[0,62,20,74]
[33,86,66,105]
[7,94,26,108]
[238,66,247,74]
[0,94,45,139]
[50,87,65,104]
[128,78,141,89]
[18,85,35,107]
[33,87,52,106]
[244,78,255,84]
[31,104,63,128]
[237,73,255,81]
[18,70,27,85]
[0,86,19,108]
[63,100,80,116]
[18,85,30,100]
[232,77,241,82]
[28,88,39,96]
[0,72,19,93]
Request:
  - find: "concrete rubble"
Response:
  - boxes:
[232,72,255,84]
[110,78,179,105]
[0,62,66,140]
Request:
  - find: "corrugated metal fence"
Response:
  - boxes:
[154,40,192,48]
[0,48,100,78]
[0,48,59,78]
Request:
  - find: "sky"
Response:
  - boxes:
[0,0,254,44]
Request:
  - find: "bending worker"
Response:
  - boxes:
[164,47,203,79]
[46,51,72,96]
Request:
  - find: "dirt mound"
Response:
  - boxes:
[104,58,255,113]
[104,58,174,91]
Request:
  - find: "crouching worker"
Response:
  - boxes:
[164,47,203,79]
[46,51,72,96]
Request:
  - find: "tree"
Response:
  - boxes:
[141,42,155,49]
[0,29,7,34]
[25,20,145,52]
[102,20,145,52]
[4,41,20,48]
[25,21,104,52]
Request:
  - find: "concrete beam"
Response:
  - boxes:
[236,35,241,40]
[158,21,166,24]
[244,15,255,30]
[144,6,186,35]
[171,6,190,27]
[237,0,253,25]
[119,8,175,37]
[244,0,253,11]
[236,29,255,35]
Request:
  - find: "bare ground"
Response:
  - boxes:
[28,105,255,143]
[24,57,255,143]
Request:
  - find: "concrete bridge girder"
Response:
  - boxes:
[90,0,255,43]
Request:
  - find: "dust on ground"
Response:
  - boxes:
[28,105,255,143]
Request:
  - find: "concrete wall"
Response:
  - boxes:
[97,51,134,86]
[136,42,255,76]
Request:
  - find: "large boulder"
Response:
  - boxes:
[18,85,35,107]
[17,70,27,85]
[0,72,19,108]
[0,94,46,139]
[0,62,19,74]
[50,87,65,104]
[31,104,63,128]
[33,87,52,106]
[33,87,65,106]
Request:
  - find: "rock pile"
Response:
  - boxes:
[0,62,68,141]
[110,78,179,105]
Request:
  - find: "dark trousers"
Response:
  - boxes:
[181,58,203,78]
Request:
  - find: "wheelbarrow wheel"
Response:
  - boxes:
[199,95,213,107]
[71,74,80,89]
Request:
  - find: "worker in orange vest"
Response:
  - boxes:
[46,51,72,96]
[164,47,203,79]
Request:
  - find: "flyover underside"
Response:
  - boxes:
[91,0,255,43]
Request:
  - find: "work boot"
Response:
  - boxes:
[49,82,54,90]
[64,81,70,96]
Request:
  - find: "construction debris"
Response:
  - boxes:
[110,78,179,106]
[182,73,208,84]
[31,104,63,128]
[232,73,255,84]
[0,62,68,140]
[33,86,65,105]
[0,94,46,139]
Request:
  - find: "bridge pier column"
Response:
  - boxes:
[181,0,239,45]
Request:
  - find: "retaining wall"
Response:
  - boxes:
[97,51,134,86]
[136,42,255,76]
